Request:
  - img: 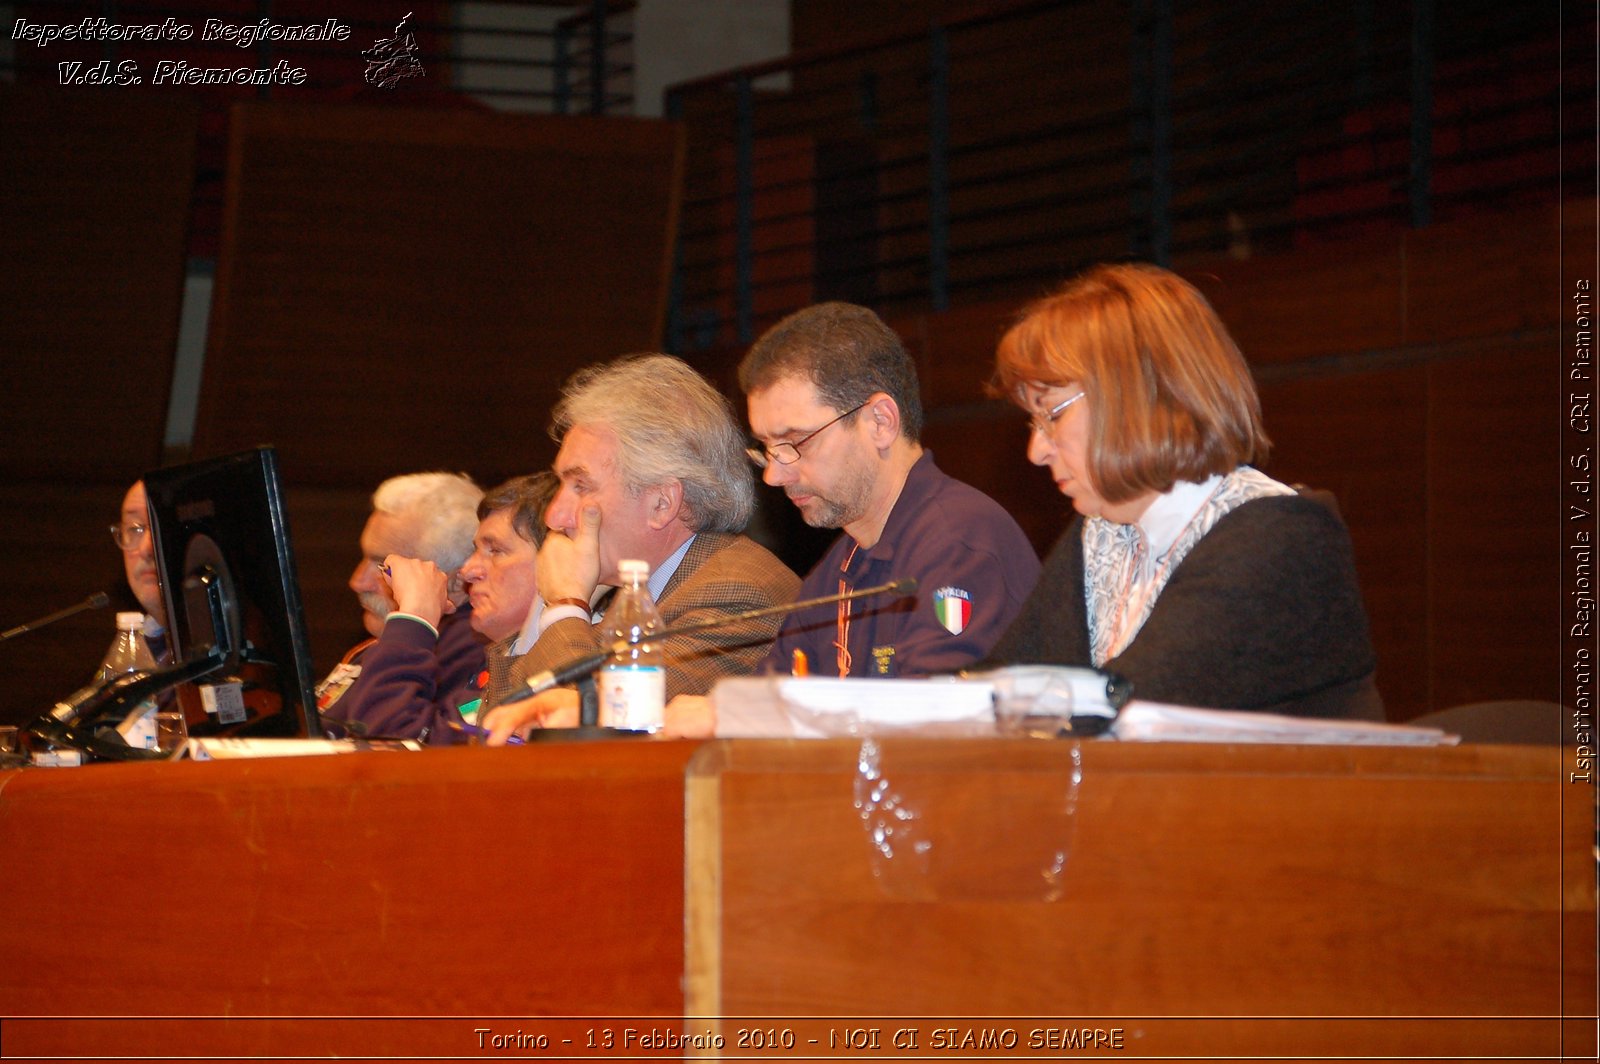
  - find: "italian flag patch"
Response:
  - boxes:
[933,586,972,635]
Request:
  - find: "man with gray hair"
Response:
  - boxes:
[480,354,799,731]
[320,471,487,741]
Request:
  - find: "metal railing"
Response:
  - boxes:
[552,2,633,115]
[664,0,1592,353]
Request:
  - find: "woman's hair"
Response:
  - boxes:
[993,262,1270,503]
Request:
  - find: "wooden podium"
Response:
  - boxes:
[685,739,1596,1058]
[0,742,696,1058]
[0,738,1593,1059]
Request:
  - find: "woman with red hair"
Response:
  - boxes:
[986,263,1382,719]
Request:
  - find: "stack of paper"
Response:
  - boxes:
[1112,701,1459,746]
[711,676,995,738]
[708,670,1460,747]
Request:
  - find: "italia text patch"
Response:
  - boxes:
[933,586,972,635]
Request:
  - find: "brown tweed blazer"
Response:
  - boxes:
[482,531,799,708]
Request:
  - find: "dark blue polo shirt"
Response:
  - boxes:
[763,452,1040,678]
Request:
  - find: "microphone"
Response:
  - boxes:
[506,648,617,704]
[28,649,229,753]
[1,592,111,642]
[501,577,919,704]
[44,680,120,726]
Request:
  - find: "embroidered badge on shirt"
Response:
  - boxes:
[933,586,972,635]
[315,662,362,710]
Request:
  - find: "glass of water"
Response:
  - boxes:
[153,710,188,756]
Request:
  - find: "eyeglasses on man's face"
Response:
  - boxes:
[1030,391,1086,437]
[747,401,868,469]
[110,522,149,552]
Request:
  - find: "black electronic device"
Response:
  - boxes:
[144,447,321,738]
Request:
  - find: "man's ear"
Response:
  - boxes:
[864,392,902,447]
[644,478,684,530]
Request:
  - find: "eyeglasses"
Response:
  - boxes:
[1030,391,1085,437]
[747,401,867,468]
[110,522,149,552]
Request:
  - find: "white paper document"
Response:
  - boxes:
[1111,701,1459,745]
[186,737,423,760]
[710,669,1459,746]
[712,676,995,738]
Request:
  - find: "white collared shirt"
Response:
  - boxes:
[1129,475,1223,581]
[511,598,545,656]
[1083,468,1293,665]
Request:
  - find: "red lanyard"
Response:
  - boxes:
[834,543,860,677]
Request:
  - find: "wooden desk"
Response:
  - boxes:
[686,740,1596,1058]
[0,738,1593,1059]
[0,742,696,1057]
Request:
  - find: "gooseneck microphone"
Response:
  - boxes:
[1,592,111,642]
[28,649,229,760]
[500,577,919,705]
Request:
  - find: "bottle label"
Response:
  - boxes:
[117,702,160,749]
[200,682,248,725]
[599,666,664,731]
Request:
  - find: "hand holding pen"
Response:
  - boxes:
[445,719,524,745]
[377,555,454,628]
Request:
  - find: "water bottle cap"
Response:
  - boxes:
[116,611,145,630]
[618,559,650,580]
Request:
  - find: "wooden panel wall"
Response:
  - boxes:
[0,88,198,725]
[198,101,685,489]
[0,86,195,483]
[189,102,688,679]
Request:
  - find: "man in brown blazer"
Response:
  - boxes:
[479,354,799,737]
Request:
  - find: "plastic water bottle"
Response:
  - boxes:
[600,559,665,731]
[99,612,159,748]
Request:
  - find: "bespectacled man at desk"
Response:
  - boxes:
[108,480,178,672]
[739,301,1040,682]
[114,481,167,628]
[659,302,1043,738]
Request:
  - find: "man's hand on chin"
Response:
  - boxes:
[381,555,452,628]
[538,504,604,602]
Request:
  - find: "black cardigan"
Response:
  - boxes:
[984,494,1384,720]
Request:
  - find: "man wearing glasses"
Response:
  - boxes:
[113,481,167,639]
[740,301,1040,679]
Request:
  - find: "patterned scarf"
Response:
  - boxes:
[1083,466,1293,666]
